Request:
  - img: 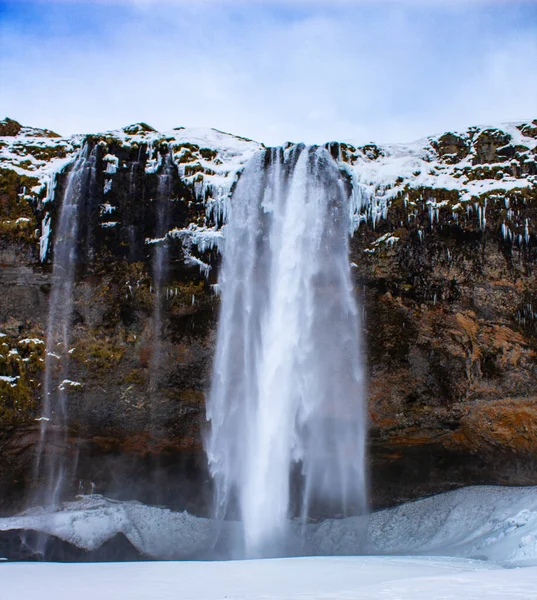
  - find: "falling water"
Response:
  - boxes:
[148,149,175,396]
[126,163,138,261]
[206,145,367,558]
[33,143,98,508]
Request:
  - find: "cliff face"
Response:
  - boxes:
[0,117,536,513]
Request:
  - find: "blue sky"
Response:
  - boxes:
[0,0,536,145]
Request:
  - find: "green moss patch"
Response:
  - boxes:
[0,333,44,425]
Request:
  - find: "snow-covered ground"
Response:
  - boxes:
[2,486,537,598]
[1,556,536,600]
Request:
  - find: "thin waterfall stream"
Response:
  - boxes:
[148,149,175,399]
[206,145,367,558]
[33,143,98,508]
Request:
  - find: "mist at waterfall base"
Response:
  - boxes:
[206,145,367,558]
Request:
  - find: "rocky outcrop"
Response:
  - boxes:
[1,117,536,513]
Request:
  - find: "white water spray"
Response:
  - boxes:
[206,145,367,558]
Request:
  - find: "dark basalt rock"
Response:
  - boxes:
[433,132,470,164]
[472,128,512,165]
[0,118,22,137]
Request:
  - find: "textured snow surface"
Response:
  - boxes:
[347,122,537,207]
[1,486,537,565]
[0,496,231,560]
[367,485,537,566]
[1,557,536,600]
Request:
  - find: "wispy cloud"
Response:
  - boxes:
[0,1,535,144]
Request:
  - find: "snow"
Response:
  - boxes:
[346,145,529,230]
[2,486,537,567]
[103,154,119,174]
[184,254,211,276]
[58,379,83,390]
[0,495,228,560]
[0,557,536,600]
[167,223,224,253]
[371,232,399,247]
[338,120,537,233]
[100,203,116,215]
[39,214,52,262]
[167,223,224,276]
[146,224,223,276]
[2,118,536,301]
[3,118,535,273]
[366,485,537,566]
[103,178,113,194]
[99,125,261,215]
[0,127,79,201]
[5,486,537,598]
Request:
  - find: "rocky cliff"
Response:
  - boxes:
[1,116,536,513]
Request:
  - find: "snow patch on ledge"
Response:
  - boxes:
[19,338,45,345]
[58,379,83,391]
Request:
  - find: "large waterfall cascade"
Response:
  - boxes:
[33,143,98,508]
[206,145,367,558]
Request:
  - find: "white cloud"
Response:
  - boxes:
[0,2,535,145]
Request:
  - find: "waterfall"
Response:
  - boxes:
[33,143,98,508]
[148,149,175,398]
[206,145,367,558]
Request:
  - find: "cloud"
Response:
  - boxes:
[13,0,537,4]
[0,1,535,144]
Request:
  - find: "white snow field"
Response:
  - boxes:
[1,556,537,600]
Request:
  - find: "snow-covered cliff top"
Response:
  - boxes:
[1,116,536,258]
[2,117,535,204]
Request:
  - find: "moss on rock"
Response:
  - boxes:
[0,118,22,137]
